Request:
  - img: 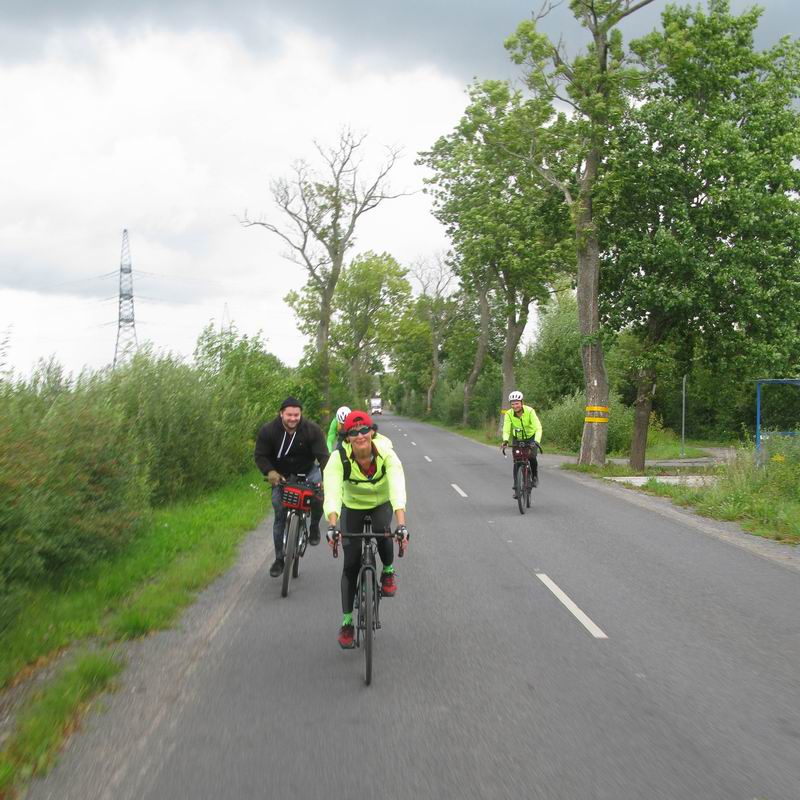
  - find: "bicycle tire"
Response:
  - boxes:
[526,465,532,508]
[281,514,299,598]
[292,519,304,579]
[363,572,374,686]
[515,465,525,515]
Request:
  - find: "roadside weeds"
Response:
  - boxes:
[0,472,269,798]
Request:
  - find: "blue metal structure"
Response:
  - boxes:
[755,378,800,460]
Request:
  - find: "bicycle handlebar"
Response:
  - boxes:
[502,441,543,456]
[327,528,408,558]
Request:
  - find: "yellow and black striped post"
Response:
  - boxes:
[584,406,609,424]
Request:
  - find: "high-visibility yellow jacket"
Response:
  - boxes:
[323,437,406,518]
[502,405,542,444]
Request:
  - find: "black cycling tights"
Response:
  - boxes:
[340,502,394,614]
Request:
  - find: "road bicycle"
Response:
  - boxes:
[331,517,407,686]
[503,439,542,515]
[278,475,320,598]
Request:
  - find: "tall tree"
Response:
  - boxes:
[412,258,457,414]
[326,252,411,402]
[600,0,800,469]
[506,0,656,464]
[242,129,403,418]
[419,81,568,423]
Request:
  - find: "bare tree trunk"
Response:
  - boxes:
[348,353,360,402]
[500,304,529,410]
[317,287,336,420]
[462,286,491,426]
[576,152,610,466]
[426,326,440,415]
[629,366,656,471]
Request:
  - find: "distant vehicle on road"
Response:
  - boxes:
[369,397,383,415]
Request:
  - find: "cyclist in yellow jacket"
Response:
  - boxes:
[323,410,408,649]
[502,390,543,497]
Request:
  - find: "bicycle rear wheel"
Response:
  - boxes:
[281,514,299,598]
[515,466,525,515]
[363,573,374,685]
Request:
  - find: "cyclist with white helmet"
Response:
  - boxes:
[327,406,352,453]
[502,390,542,497]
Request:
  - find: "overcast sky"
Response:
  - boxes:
[1,0,796,377]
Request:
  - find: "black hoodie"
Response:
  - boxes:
[254,416,329,478]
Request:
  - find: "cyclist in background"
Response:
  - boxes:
[327,405,351,453]
[254,396,329,577]
[502,390,543,497]
[323,410,408,649]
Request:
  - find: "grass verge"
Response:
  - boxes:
[0,471,269,797]
[567,447,799,544]
[0,649,123,798]
[419,416,714,460]
[0,471,269,688]
[561,462,721,478]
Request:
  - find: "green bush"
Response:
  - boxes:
[540,391,634,453]
[0,328,294,623]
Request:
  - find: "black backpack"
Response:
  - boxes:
[336,443,387,484]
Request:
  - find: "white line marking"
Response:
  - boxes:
[536,574,608,639]
[451,484,468,498]
[424,456,432,462]
[411,441,417,446]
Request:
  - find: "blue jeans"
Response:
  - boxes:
[270,464,322,559]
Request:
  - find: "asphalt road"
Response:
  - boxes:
[27,414,800,800]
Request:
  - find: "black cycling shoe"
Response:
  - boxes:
[269,558,284,577]
[308,524,320,546]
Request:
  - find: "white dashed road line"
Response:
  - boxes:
[536,573,608,639]
[451,484,468,498]
[411,441,417,446]
[424,456,432,462]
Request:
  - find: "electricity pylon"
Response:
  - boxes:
[113,229,138,368]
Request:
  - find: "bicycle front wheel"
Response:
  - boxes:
[292,519,304,579]
[526,466,532,508]
[515,466,525,515]
[281,514,299,598]
[363,573,374,686]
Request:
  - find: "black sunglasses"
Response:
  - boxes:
[346,425,372,437]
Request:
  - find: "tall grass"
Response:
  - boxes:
[0,327,295,628]
[643,437,800,542]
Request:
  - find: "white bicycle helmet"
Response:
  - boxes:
[508,390,524,402]
[336,405,352,423]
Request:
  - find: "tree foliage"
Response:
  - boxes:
[599,0,800,467]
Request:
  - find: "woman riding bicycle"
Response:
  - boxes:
[323,410,408,649]
[502,390,543,497]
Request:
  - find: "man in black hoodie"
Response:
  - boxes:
[254,396,329,577]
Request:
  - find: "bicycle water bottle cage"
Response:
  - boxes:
[281,482,314,511]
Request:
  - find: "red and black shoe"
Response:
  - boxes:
[337,624,355,649]
[381,572,397,598]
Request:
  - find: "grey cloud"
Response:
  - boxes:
[2,1,793,81]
